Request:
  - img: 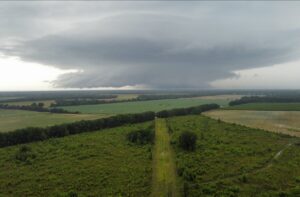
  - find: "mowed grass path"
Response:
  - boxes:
[152,119,179,197]
[60,97,229,115]
[205,110,300,137]
[227,102,300,111]
[0,109,105,132]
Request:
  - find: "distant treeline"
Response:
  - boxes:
[0,111,155,147]
[0,103,78,114]
[52,98,118,107]
[156,104,220,118]
[0,94,117,103]
[52,94,209,107]
[229,96,300,106]
[0,104,219,147]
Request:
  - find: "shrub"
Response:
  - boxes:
[15,145,36,163]
[178,131,197,151]
[127,127,154,145]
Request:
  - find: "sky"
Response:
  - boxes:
[1,1,300,91]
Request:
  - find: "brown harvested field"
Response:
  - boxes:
[198,94,243,101]
[204,110,300,137]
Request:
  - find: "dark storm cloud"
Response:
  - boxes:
[2,2,300,89]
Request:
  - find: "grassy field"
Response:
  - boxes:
[227,102,300,111]
[205,110,300,137]
[0,122,153,196]
[60,97,230,115]
[0,109,105,132]
[151,119,179,197]
[166,115,300,196]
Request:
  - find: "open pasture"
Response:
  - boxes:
[167,115,300,196]
[0,109,104,132]
[204,110,300,137]
[60,97,230,115]
[0,122,153,196]
[227,102,300,111]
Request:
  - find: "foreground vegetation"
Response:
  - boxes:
[205,110,300,137]
[167,115,300,196]
[227,102,300,111]
[0,109,103,133]
[0,122,153,196]
[60,97,228,114]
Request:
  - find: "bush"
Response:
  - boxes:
[15,146,36,162]
[179,131,197,151]
[127,127,154,145]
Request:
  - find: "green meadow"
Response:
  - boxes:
[0,109,104,132]
[60,97,229,115]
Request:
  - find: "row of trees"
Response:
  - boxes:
[52,98,124,107]
[0,103,78,114]
[0,111,155,147]
[229,96,300,106]
[156,104,220,118]
[0,103,219,147]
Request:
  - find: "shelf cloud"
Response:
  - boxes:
[2,2,300,89]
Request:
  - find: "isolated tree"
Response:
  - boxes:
[31,103,37,107]
[179,131,197,151]
[38,102,44,108]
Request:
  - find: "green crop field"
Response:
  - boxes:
[59,97,229,115]
[166,115,300,196]
[0,122,153,196]
[227,102,300,111]
[205,110,300,137]
[0,109,105,132]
